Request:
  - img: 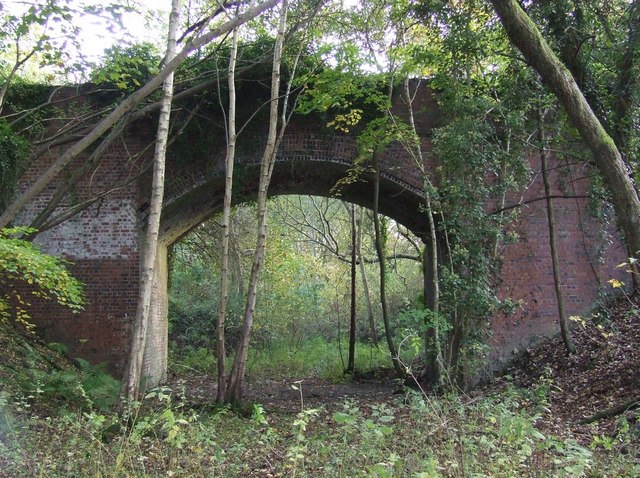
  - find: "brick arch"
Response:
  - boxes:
[16,84,630,386]
[159,148,430,246]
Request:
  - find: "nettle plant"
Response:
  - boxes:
[0,227,84,330]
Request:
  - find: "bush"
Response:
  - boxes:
[0,120,29,211]
[90,42,160,92]
[0,227,84,330]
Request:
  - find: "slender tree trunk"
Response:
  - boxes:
[538,109,576,354]
[440,212,459,382]
[122,0,181,402]
[357,207,378,346]
[447,314,463,387]
[372,158,404,378]
[225,0,288,403]
[490,0,640,268]
[215,27,239,403]
[230,224,244,296]
[347,203,357,373]
[0,0,279,229]
[402,78,444,387]
[614,0,640,288]
[0,40,39,114]
[493,135,510,260]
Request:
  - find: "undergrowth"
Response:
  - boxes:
[1,326,638,476]
[2,377,638,476]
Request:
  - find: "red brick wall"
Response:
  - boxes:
[13,128,149,377]
[27,258,138,377]
[491,154,630,369]
[10,85,630,382]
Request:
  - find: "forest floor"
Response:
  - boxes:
[173,292,640,444]
[1,293,639,476]
[500,292,640,446]
[175,373,398,414]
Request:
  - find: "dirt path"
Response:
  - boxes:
[171,374,399,414]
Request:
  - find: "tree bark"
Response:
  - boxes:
[402,78,443,387]
[613,1,640,156]
[347,203,357,373]
[122,0,181,402]
[538,109,576,355]
[357,206,378,346]
[579,397,640,425]
[490,0,640,265]
[215,26,239,404]
[225,0,288,403]
[372,158,405,378]
[0,0,279,229]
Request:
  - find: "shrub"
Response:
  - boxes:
[0,227,84,330]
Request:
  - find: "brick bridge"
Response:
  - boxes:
[16,84,627,386]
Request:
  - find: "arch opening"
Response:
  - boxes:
[143,174,433,389]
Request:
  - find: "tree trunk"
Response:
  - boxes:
[122,0,181,403]
[538,109,576,354]
[613,0,640,288]
[402,78,444,387]
[357,207,378,346]
[490,0,640,266]
[225,0,288,403]
[347,203,357,373]
[372,158,405,378]
[0,37,39,114]
[0,0,279,229]
[215,26,239,404]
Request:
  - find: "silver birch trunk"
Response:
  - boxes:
[0,0,279,229]
[372,158,405,379]
[215,27,239,403]
[348,203,357,373]
[225,0,288,403]
[123,0,181,402]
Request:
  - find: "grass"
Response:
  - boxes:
[2,382,639,477]
[170,337,411,382]
[247,337,401,381]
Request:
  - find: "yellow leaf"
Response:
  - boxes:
[608,278,624,288]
